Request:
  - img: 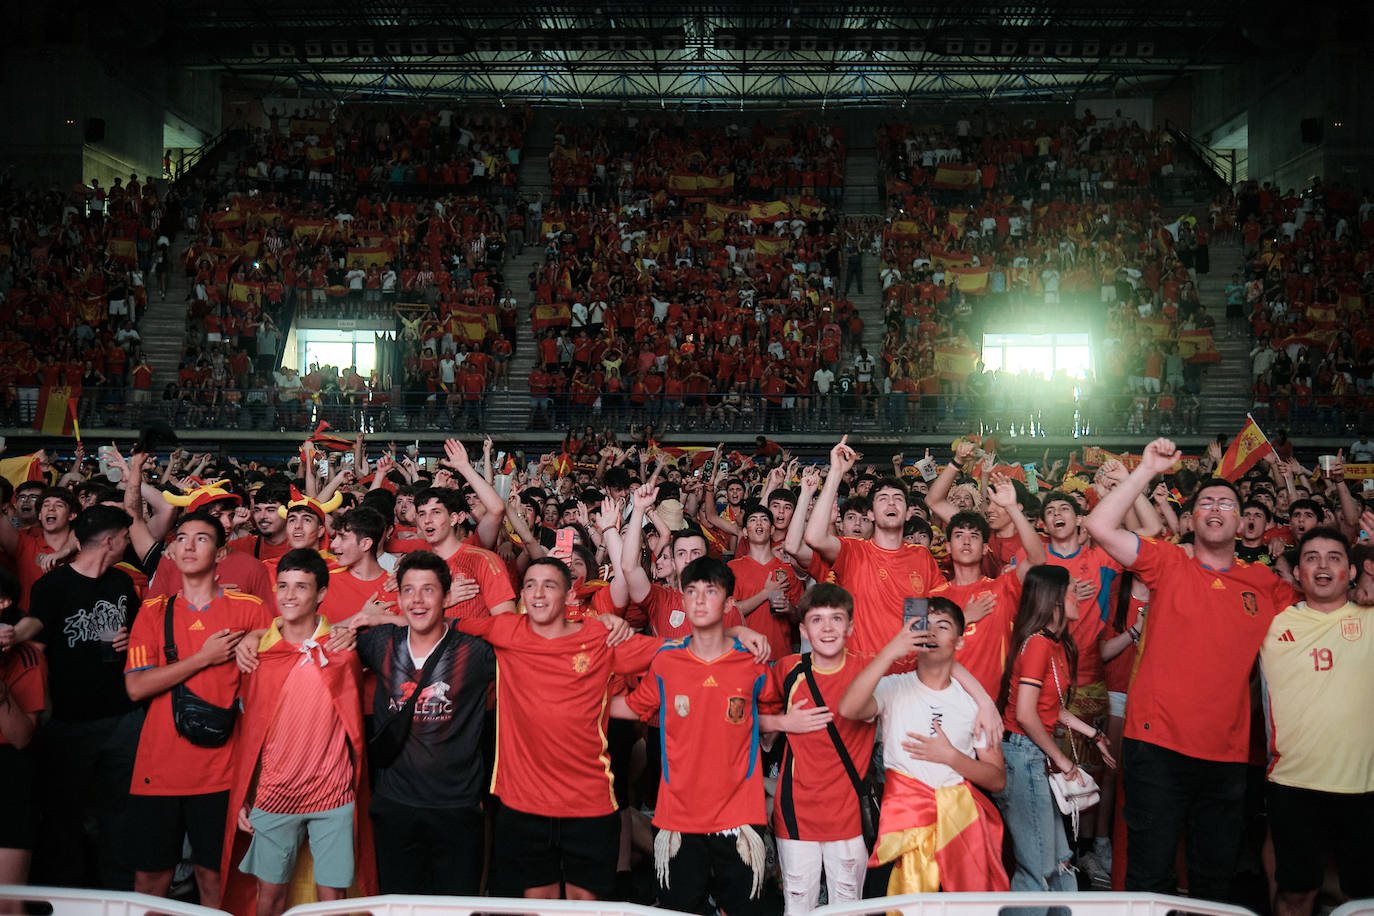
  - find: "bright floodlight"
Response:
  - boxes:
[981,332,1093,380]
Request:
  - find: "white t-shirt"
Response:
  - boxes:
[813,368,834,393]
[872,671,985,788]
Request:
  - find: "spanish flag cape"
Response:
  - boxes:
[869,770,1009,894]
[220,617,377,915]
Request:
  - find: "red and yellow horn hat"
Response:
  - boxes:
[277,485,343,521]
[163,479,241,512]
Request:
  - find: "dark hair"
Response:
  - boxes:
[669,526,709,552]
[1296,526,1351,563]
[1187,478,1242,511]
[569,541,597,578]
[796,582,853,623]
[947,510,991,542]
[1288,498,1323,518]
[740,500,771,524]
[0,477,12,506]
[415,486,465,516]
[839,495,872,518]
[766,488,798,509]
[603,466,631,491]
[1240,499,1272,521]
[359,488,396,519]
[336,506,387,555]
[680,555,734,593]
[870,476,908,502]
[1040,491,1081,519]
[1112,571,1138,634]
[38,486,80,514]
[175,509,228,548]
[253,482,291,506]
[73,505,133,548]
[0,566,19,609]
[276,547,331,589]
[903,515,933,541]
[999,565,1076,711]
[526,556,573,590]
[928,595,965,634]
[396,549,453,594]
[15,480,44,498]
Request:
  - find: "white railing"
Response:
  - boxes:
[280,897,672,916]
[0,886,223,916]
[1331,902,1374,916]
[811,892,1262,916]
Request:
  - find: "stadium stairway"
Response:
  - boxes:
[139,238,194,392]
[841,143,882,216]
[1191,238,1252,435]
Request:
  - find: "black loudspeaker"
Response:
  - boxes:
[85,117,106,142]
[1300,118,1323,143]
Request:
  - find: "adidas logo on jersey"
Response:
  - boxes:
[1276,629,1295,643]
[189,619,205,631]
[702,675,718,687]
[1211,578,1226,590]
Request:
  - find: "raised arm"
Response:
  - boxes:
[987,474,1046,575]
[803,438,856,565]
[838,622,923,720]
[619,482,659,605]
[926,441,979,525]
[783,466,817,567]
[445,438,507,549]
[1084,438,1182,568]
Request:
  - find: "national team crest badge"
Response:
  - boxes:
[674,695,691,717]
[909,572,925,592]
[725,695,747,724]
[571,652,591,674]
[1341,617,1362,641]
[1240,592,1258,616]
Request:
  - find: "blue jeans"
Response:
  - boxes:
[994,731,1076,893]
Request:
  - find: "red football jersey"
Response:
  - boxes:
[827,538,947,656]
[625,638,781,833]
[929,573,1023,699]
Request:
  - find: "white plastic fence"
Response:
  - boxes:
[810,892,1262,916]
[1331,902,1374,916]
[0,886,223,916]
[280,897,672,916]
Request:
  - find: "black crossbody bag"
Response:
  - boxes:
[163,592,240,748]
[368,629,453,768]
[798,653,882,851]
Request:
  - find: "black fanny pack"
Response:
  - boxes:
[163,592,239,748]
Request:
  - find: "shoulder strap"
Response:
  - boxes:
[163,592,179,664]
[799,653,865,795]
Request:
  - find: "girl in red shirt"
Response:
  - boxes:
[995,565,1115,893]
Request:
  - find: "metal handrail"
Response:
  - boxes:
[1164,120,1239,189]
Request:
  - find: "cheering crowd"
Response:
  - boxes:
[0,427,1370,916]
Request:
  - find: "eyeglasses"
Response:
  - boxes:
[1195,498,1237,512]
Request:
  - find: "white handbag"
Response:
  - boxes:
[1045,654,1100,835]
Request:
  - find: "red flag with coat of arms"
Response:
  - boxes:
[1214,416,1274,481]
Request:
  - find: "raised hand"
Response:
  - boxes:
[829,435,859,475]
[1141,438,1183,475]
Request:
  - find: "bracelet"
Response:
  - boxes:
[1092,728,1104,741]
[1128,625,1141,642]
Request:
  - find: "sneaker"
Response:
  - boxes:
[1077,851,1111,889]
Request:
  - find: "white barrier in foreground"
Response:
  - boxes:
[811,892,1262,916]
[1331,902,1374,916]
[281,896,669,916]
[0,886,223,916]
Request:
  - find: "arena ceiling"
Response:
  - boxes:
[79,0,1333,106]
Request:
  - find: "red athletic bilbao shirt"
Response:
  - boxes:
[625,638,781,833]
[1126,536,1297,762]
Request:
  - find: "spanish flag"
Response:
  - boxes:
[870,771,1008,893]
[0,452,47,490]
[108,238,137,263]
[1214,415,1274,481]
[33,386,76,436]
[933,344,977,381]
[931,163,980,190]
[1177,329,1221,363]
[946,265,990,294]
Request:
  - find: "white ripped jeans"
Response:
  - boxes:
[775,834,868,915]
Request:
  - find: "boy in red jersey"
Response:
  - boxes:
[804,437,947,656]
[770,584,875,914]
[1085,438,1298,901]
[319,508,394,625]
[730,502,803,661]
[414,487,515,617]
[840,597,1009,895]
[123,511,275,906]
[929,478,1046,697]
[221,550,372,916]
[610,557,806,916]
[457,557,658,900]
[228,484,291,563]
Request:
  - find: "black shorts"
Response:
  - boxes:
[124,791,230,872]
[657,830,769,916]
[493,803,620,899]
[1226,303,1244,319]
[1267,781,1374,897]
[0,746,36,849]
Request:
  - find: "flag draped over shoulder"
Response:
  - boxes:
[1214,416,1273,480]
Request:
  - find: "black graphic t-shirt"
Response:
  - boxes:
[32,564,139,721]
[357,623,496,809]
